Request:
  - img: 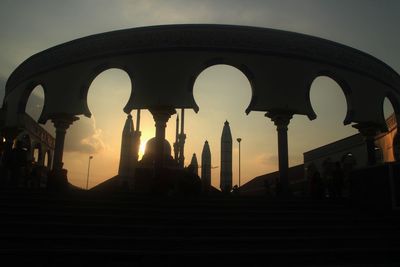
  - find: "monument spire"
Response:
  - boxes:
[174,114,179,161]
[189,153,199,176]
[178,109,186,168]
[118,114,135,178]
[220,121,232,193]
[201,140,211,192]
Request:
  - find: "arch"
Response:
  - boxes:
[382,93,400,130]
[44,150,51,168]
[32,143,42,163]
[189,60,255,114]
[74,67,133,187]
[82,66,133,117]
[307,72,353,124]
[385,92,400,115]
[300,75,358,149]
[19,84,47,121]
[189,64,254,189]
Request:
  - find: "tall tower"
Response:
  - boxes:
[201,140,211,191]
[118,114,135,178]
[189,153,199,176]
[220,121,232,193]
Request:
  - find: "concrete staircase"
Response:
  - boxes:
[1,190,400,266]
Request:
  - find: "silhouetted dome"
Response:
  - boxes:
[144,138,172,156]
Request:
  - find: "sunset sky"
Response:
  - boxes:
[1,0,399,189]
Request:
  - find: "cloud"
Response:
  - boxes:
[255,153,278,167]
[64,116,106,155]
[79,126,106,154]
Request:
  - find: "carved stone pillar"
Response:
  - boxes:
[178,109,186,168]
[353,123,380,166]
[46,115,78,191]
[150,108,175,177]
[266,111,293,196]
[178,133,186,168]
[51,115,79,171]
[134,109,141,164]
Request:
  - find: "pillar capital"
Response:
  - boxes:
[50,114,79,173]
[266,111,293,130]
[352,122,380,166]
[150,108,176,125]
[51,114,79,130]
[266,110,293,197]
[352,122,380,138]
[149,107,175,177]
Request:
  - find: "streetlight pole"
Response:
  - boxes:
[236,138,242,188]
[86,155,93,190]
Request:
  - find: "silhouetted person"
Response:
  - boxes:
[10,141,30,187]
[1,144,14,187]
[322,159,334,198]
[264,179,272,196]
[342,155,356,196]
[32,165,44,188]
[309,167,323,200]
[332,162,344,198]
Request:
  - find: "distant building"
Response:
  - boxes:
[304,113,399,177]
[0,109,55,188]
[240,114,399,196]
[240,165,304,196]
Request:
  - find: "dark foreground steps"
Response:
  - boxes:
[0,189,400,266]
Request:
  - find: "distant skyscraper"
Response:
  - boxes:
[201,141,211,190]
[119,114,135,177]
[190,153,199,176]
[220,121,232,193]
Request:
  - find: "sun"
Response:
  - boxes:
[138,139,147,159]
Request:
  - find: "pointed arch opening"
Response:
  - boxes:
[291,75,359,175]
[376,96,399,162]
[383,96,397,126]
[44,150,50,168]
[63,68,132,188]
[32,143,41,163]
[24,85,45,122]
[295,75,358,148]
[185,63,268,190]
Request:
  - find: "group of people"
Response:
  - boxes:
[307,161,347,199]
[0,140,47,189]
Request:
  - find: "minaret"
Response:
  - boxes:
[133,109,141,164]
[201,140,211,191]
[189,153,199,176]
[178,109,186,168]
[118,114,135,177]
[220,121,232,193]
[173,114,179,161]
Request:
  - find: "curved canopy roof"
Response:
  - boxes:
[6,24,400,92]
[4,24,400,130]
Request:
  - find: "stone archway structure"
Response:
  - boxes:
[3,24,400,193]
